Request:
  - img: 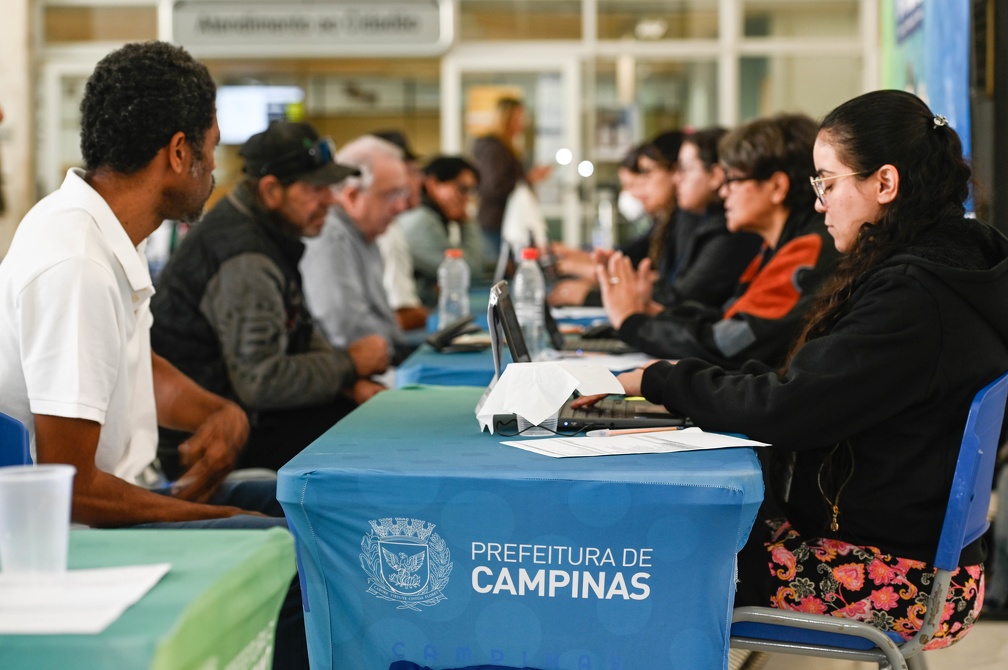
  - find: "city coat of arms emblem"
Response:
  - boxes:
[360,518,452,610]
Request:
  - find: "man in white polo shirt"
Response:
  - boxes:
[0,42,306,669]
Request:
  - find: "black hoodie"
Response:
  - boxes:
[642,217,1008,562]
[620,205,838,370]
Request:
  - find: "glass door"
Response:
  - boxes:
[441,48,583,246]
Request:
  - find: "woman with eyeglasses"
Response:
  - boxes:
[395,155,484,309]
[596,113,839,370]
[582,90,1008,645]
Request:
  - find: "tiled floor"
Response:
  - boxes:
[754,619,1008,669]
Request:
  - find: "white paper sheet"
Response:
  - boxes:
[541,349,659,372]
[475,361,624,432]
[502,426,768,458]
[0,563,171,634]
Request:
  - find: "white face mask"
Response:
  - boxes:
[465,199,479,222]
[617,190,646,221]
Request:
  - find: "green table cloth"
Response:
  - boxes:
[0,527,295,670]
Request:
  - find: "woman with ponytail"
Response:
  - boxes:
[575,90,1008,644]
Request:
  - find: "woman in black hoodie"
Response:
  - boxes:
[577,90,1008,646]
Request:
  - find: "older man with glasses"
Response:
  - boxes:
[301,134,415,364]
[151,121,391,474]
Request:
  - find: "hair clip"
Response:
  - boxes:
[933,115,948,129]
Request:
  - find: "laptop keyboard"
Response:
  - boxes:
[563,396,636,420]
[563,336,632,354]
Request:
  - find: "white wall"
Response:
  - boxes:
[0,0,31,257]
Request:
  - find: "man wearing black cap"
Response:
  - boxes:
[151,120,390,474]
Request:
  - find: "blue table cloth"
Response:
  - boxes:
[278,386,763,670]
[396,345,508,388]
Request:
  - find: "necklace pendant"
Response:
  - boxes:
[830,505,840,532]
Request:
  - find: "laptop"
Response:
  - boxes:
[485,280,687,433]
[543,304,636,355]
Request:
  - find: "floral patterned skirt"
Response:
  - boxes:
[758,520,984,650]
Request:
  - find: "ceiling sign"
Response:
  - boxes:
[169,0,453,57]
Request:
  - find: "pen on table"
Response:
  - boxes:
[586,426,683,437]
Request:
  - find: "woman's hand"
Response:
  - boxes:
[548,278,594,306]
[597,252,649,329]
[569,362,660,409]
[616,368,646,396]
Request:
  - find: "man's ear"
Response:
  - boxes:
[333,183,359,212]
[166,131,189,174]
[257,176,285,209]
[875,164,900,205]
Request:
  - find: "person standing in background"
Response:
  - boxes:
[472,96,552,262]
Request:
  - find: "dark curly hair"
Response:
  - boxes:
[784,90,972,362]
[80,41,216,174]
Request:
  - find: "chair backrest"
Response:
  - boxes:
[0,411,31,467]
[934,370,1008,571]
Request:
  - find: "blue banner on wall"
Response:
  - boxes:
[886,0,971,160]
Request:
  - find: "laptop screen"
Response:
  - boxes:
[488,280,532,371]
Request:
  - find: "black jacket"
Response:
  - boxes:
[642,217,1008,562]
[472,135,525,235]
[151,183,355,409]
[621,206,837,370]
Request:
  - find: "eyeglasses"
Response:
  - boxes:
[372,187,411,205]
[809,171,870,206]
[259,138,336,179]
[453,182,477,197]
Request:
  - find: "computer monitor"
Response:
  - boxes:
[216,85,305,145]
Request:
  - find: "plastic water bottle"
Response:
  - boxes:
[436,248,470,329]
[512,247,546,360]
[592,188,616,251]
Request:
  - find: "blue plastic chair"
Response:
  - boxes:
[0,411,31,466]
[730,370,1008,670]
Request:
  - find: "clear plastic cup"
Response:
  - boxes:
[0,464,76,575]
[516,410,559,437]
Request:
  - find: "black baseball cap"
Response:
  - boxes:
[240,121,359,185]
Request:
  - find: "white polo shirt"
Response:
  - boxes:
[0,168,157,482]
